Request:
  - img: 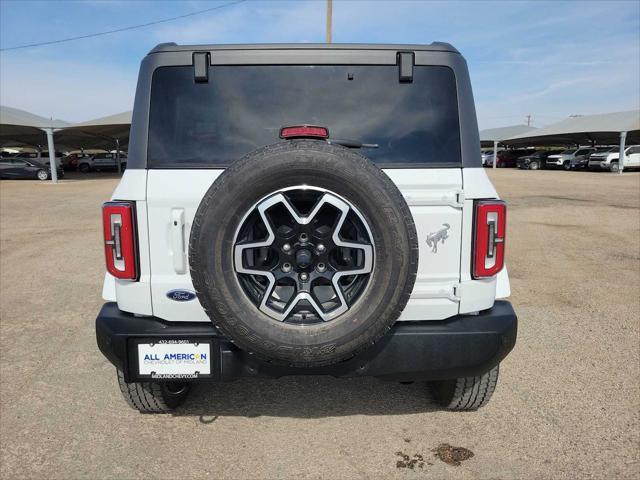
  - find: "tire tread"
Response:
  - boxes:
[116,370,186,413]
[437,365,499,411]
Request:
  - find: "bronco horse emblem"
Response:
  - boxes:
[426,223,451,253]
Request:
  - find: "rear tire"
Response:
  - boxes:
[36,169,49,181]
[430,365,499,411]
[116,370,190,413]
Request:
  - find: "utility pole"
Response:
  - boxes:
[526,115,531,126]
[326,0,332,44]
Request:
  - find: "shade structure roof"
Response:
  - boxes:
[0,105,70,129]
[55,111,132,150]
[1,106,132,150]
[0,105,71,148]
[502,110,640,146]
[479,125,537,147]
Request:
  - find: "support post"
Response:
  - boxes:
[326,0,332,44]
[618,131,626,174]
[493,140,498,169]
[115,138,121,174]
[44,128,58,183]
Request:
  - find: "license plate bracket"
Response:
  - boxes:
[131,338,214,381]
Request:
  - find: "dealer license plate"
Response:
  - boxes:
[137,341,211,379]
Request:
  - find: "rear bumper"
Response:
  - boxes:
[96,301,517,383]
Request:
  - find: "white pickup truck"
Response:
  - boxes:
[588,145,640,172]
[96,43,517,413]
[78,153,127,173]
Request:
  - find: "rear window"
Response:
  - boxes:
[147,65,461,168]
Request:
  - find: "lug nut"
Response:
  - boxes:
[282,263,292,273]
[299,233,308,243]
[316,243,326,253]
[299,272,309,281]
[282,243,291,253]
[316,262,326,273]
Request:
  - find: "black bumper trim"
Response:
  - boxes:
[96,301,517,383]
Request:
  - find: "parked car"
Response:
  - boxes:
[96,42,516,413]
[588,145,640,172]
[11,151,63,168]
[486,149,533,168]
[77,153,127,173]
[63,153,93,171]
[516,150,563,170]
[0,158,64,181]
[480,149,501,166]
[546,148,596,170]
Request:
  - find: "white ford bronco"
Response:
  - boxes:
[96,43,517,413]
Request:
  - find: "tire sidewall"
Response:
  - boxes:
[189,141,417,366]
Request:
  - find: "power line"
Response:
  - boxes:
[0,0,247,52]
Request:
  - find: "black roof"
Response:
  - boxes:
[148,42,459,55]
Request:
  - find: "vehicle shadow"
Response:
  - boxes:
[173,376,442,419]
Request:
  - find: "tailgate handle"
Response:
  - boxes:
[171,209,186,274]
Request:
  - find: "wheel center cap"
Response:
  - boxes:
[295,248,313,268]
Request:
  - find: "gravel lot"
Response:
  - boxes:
[1,169,639,479]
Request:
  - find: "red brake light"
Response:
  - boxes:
[280,125,329,139]
[102,201,138,280]
[473,200,506,279]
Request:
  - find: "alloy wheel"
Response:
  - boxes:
[233,186,374,324]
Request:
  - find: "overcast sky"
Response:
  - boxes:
[1,0,638,129]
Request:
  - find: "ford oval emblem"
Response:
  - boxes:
[166,289,196,302]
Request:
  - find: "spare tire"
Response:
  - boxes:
[189,140,418,367]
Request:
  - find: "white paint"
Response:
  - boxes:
[104,165,511,322]
[107,170,154,315]
[102,272,116,301]
[146,170,223,322]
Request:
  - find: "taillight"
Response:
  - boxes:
[280,125,329,139]
[473,200,506,279]
[102,201,138,280]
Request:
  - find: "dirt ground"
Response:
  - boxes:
[1,169,639,479]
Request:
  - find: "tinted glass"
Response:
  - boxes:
[148,65,461,167]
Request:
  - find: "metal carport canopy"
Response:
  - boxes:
[0,105,71,182]
[57,111,132,148]
[0,105,70,147]
[502,110,640,173]
[479,125,537,147]
[502,110,640,146]
[479,124,537,169]
[56,111,132,174]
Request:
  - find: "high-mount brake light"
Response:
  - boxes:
[280,125,329,139]
[473,200,506,279]
[102,201,138,280]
